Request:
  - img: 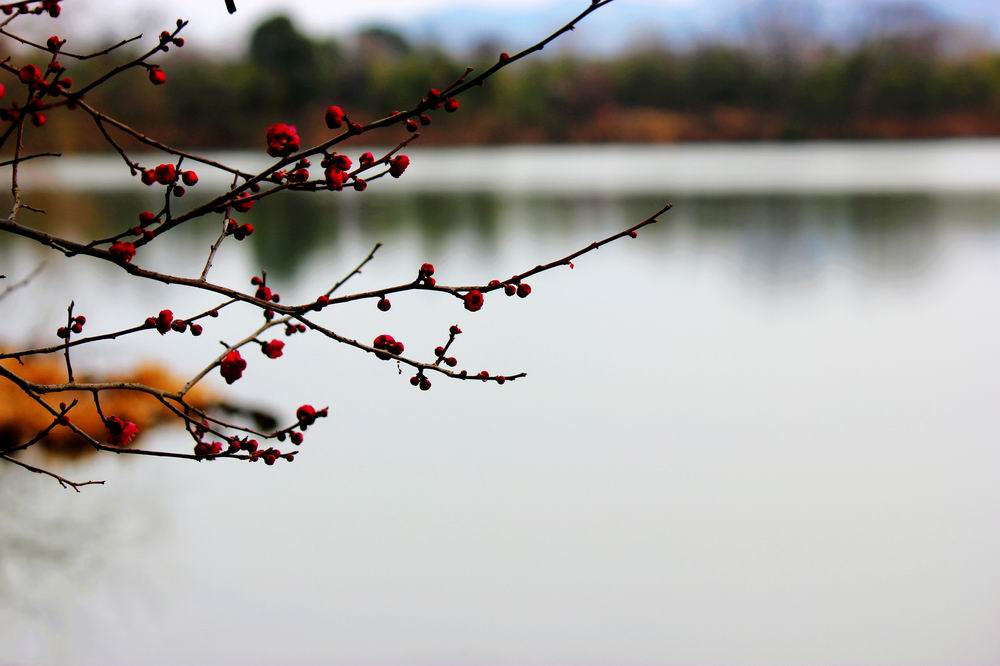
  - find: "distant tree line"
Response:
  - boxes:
[27,9,1000,150]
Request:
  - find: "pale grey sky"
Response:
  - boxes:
[15,0,694,55]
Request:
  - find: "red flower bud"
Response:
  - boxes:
[325,105,346,129]
[18,64,42,85]
[463,289,485,312]
[389,154,410,178]
[262,339,285,359]
[265,122,300,157]
[153,163,177,185]
[220,349,247,384]
[105,416,139,446]
[148,67,167,85]
[109,241,136,264]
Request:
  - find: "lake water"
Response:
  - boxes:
[3,142,1000,665]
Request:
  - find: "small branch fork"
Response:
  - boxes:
[0,0,666,490]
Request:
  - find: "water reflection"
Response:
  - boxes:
[3,163,1000,665]
[3,189,987,290]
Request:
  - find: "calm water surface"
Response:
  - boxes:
[2,144,1000,665]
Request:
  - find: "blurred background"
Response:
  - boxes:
[3,1,1000,665]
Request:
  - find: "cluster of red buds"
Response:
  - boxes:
[0,0,646,490]
[487,278,533,298]
[417,262,436,287]
[1,0,61,17]
[56,313,85,339]
[144,309,203,336]
[373,334,405,360]
[225,217,254,240]
[294,404,326,428]
[139,163,198,196]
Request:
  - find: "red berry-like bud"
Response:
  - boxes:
[434,345,445,357]
[410,375,421,386]
[18,64,42,85]
[290,431,303,445]
[419,377,432,391]
[419,262,435,278]
[105,416,139,446]
[419,113,431,126]
[449,325,462,335]
[445,356,458,367]
[190,323,203,336]
[332,154,352,171]
[517,283,532,298]
[359,151,375,167]
[139,210,156,226]
[353,177,367,192]
[56,326,69,339]
[155,309,173,335]
[154,163,177,185]
[296,404,317,426]
[262,339,285,359]
[232,192,255,212]
[31,113,46,127]
[109,240,137,264]
[181,170,199,186]
[444,98,460,112]
[377,297,391,312]
[265,122,300,157]
[463,289,485,312]
[170,318,187,333]
[389,154,410,178]
[325,167,345,191]
[148,67,167,85]
[499,51,511,62]
[325,105,346,129]
[504,284,516,296]
[404,118,418,132]
[220,349,247,384]
[46,35,62,51]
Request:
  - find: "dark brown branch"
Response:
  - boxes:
[1,454,105,492]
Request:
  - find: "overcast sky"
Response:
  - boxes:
[20,0,696,54]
